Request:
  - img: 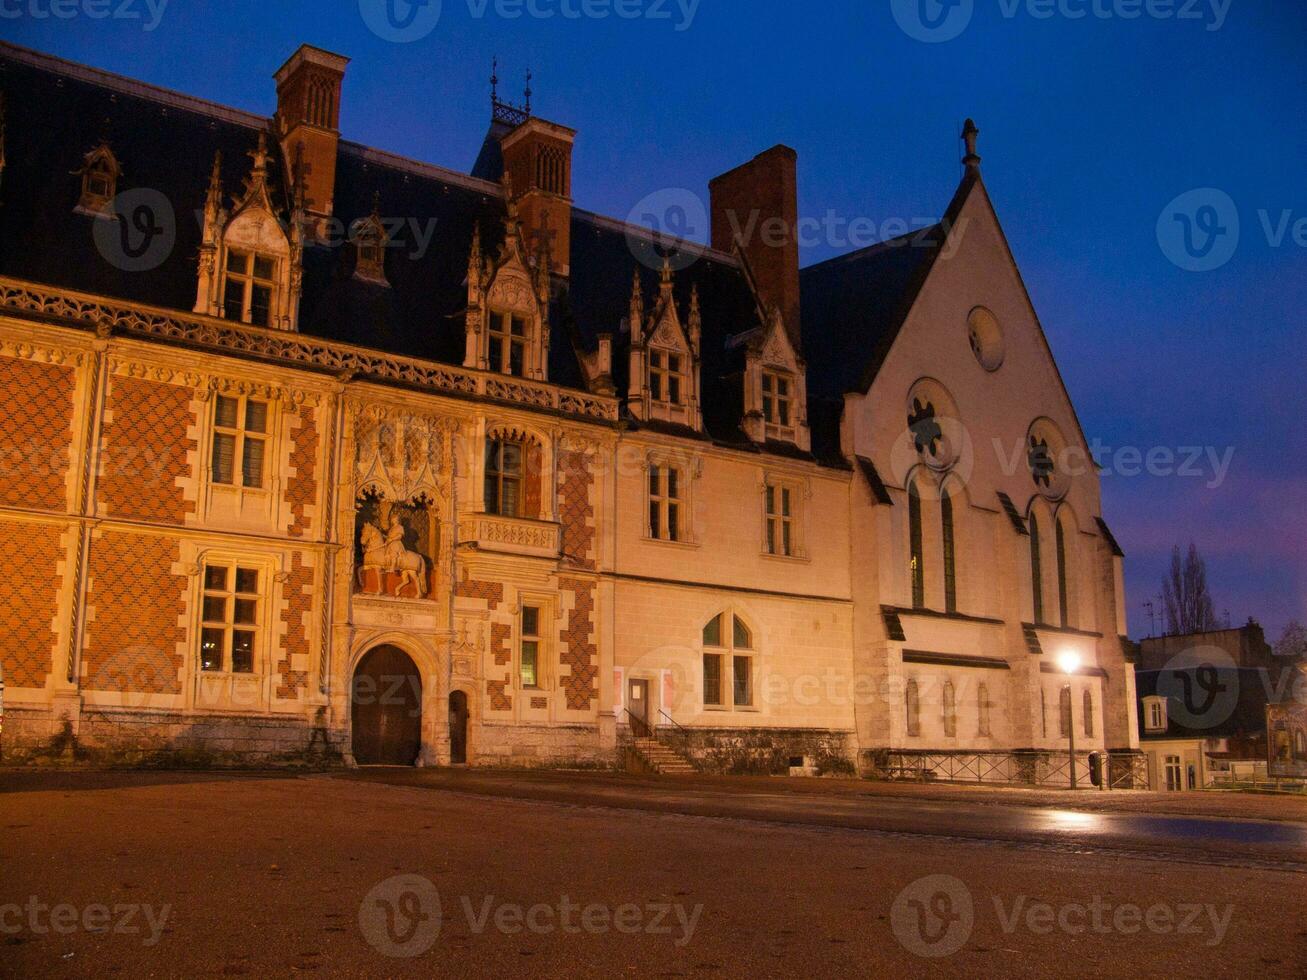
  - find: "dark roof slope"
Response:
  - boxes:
[1134,667,1288,740]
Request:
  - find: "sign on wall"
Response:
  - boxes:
[1267,702,1307,779]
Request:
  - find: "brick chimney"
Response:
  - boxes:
[500,117,576,276]
[710,145,801,345]
[274,44,349,235]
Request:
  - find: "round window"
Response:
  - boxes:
[1027,418,1070,501]
[968,307,1005,372]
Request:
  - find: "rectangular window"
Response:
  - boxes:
[648,465,681,542]
[762,371,791,427]
[520,605,541,689]
[200,562,260,674]
[650,350,683,405]
[703,653,722,707]
[765,483,794,556]
[732,656,753,707]
[211,394,268,489]
[485,439,523,517]
[223,249,277,327]
[489,311,528,376]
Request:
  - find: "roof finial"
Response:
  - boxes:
[524,68,532,116]
[490,56,499,104]
[961,118,981,171]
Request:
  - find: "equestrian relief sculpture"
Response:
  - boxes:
[358,517,428,598]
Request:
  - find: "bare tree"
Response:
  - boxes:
[1275,621,1307,663]
[1161,543,1219,636]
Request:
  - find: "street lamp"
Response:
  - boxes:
[1057,651,1081,790]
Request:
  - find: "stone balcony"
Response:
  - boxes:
[458,513,561,559]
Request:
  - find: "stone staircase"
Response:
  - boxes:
[629,736,698,775]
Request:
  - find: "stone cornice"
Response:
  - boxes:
[0,275,619,424]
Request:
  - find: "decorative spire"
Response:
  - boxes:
[490,56,499,104]
[629,268,645,339]
[659,253,674,288]
[524,69,532,115]
[688,282,702,353]
[962,118,981,171]
[1,90,10,195]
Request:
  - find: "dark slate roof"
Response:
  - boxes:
[799,172,977,402]
[1134,667,1284,740]
[0,42,961,470]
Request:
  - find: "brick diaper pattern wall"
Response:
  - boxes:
[98,376,196,524]
[83,532,185,694]
[286,405,318,538]
[487,622,512,711]
[0,356,75,512]
[558,577,598,711]
[277,552,315,700]
[0,520,65,688]
[557,449,595,569]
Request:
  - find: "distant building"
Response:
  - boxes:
[1137,622,1274,672]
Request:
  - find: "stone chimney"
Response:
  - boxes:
[709,145,801,346]
[500,117,576,276]
[274,44,349,236]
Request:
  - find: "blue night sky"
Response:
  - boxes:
[5,1,1304,639]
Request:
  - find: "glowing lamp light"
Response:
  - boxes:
[1057,650,1081,676]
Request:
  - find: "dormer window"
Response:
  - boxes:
[649,350,683,405]
[488,311,529,376]
[1144,695,1167,733]
[223,250,277,328]
[762,371,792,429]
[351,205,390,287]
[73,142,122,215]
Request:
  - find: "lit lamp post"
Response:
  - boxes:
[1058,651,1081,790]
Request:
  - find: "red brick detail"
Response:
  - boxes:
[99,376,195,523]
[0,520,64,688]
[0,356,75,512]
[277,552,314,700]
[84,532,185,694]
[455,570,503,611]
[531,697,548,710]
[487,622,512,711]
[285,406,318,539]
[557,450,595,570]
[558,576,597,711]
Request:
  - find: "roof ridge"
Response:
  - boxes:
[800,223,943,273]
[0,40,269,129]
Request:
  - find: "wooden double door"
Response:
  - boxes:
[351,645,422,766]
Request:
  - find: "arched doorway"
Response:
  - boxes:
[351,645,422,766]
[449,691,469,765]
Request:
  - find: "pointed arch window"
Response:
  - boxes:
[977,682,991,737]
[941,490,957,614]
[908,480,925,609]
[905,679,921,737]
[1083,689,1094,738]
[702,613,754,709]
[74,143,121,214]
[1059,686,1072,738]
[942,680,957,738]
[1030,512,1045,624]
[1056,516,1070,628]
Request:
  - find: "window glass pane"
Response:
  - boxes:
[666,469,678,499]
[228,250,250,274]
[650,370,662,401]
[703,653,722,705]
[244,400,268,434]
[235,567,259,594]
[511,316,527,337]
[649,502,660,539]
[488,337,503,370]
[766,485,775,516]
[202,596,227,624]
[782,521,792,556]
[767,518,776,555]
[669,375,681,404]
[501,443,522,474]
[253,254,274,280]
[234,598,257,626]
[212,429,236,480]
[702,614,722,647]
[231,631,255,673]
[509,341,525,377]
[648,467,660,497]
[522,606,539,637]
[733,656,752,706]
[250,284,272,327]
[733,616,752,649]
[669,354,681,373]
[762,374,773,393]
[204,565,228,591]
[779,400,790,426]
[215,395,239,429]
[200,628,225,671]
[781,488,792,517]
[668,503,679,541]
[242,438,265,489]
[500,477,520,518]
[521,641,538,688]
[222,278,244,321]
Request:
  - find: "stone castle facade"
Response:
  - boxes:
[0,42,1141,780]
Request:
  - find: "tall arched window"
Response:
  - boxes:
[941,489,957,614]
[1059,686,1072,737]
[1056,516,1070,627]
[942,681,957,737]
[702,613,755,709]
[977,682,991,737]
[1083,689,1094,737]
[905,679,921,737]
[1029,512,1044,624]
[908,480,925,609]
